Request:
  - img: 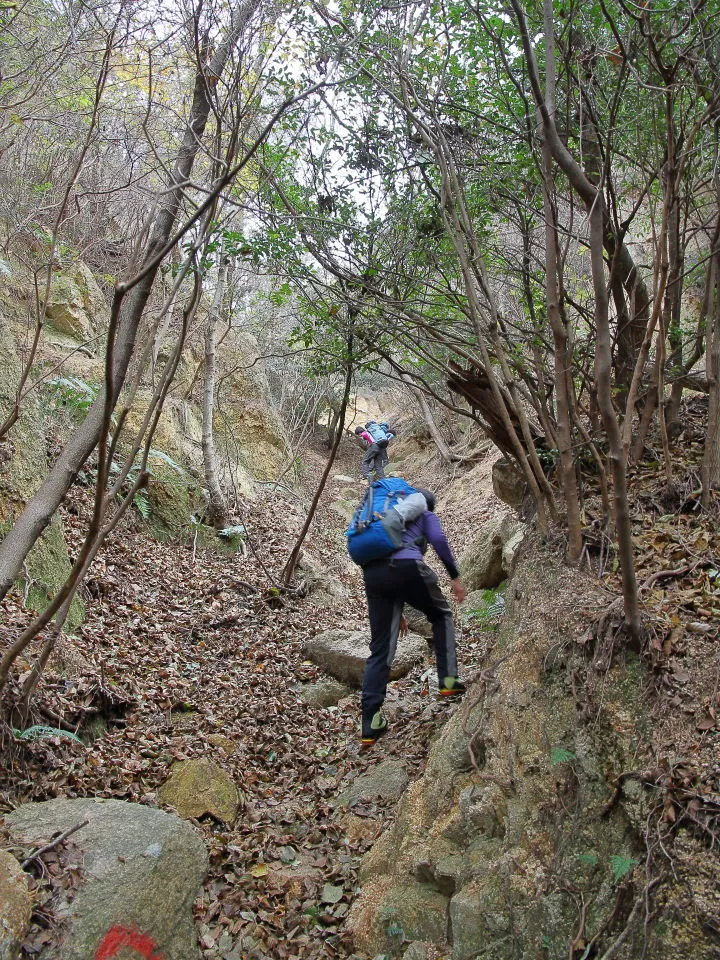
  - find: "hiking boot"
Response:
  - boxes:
[361,710,388,747]
[439,677,466,698]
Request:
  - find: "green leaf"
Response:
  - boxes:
[550,748,576,765]
[577,852,598,866]
[610,855,637,882]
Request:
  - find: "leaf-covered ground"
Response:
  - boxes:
[0,441,490,959]
[3,406,720,958]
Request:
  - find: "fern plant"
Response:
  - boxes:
[47,376,98,419]
[13,724,83,744]
[465,586,506,629]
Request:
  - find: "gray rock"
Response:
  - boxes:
[460,514,526,591]
[299,679,351,708]
[348,880,448,955]
[0,850,32,960]
[335,760,410,808]
[502,526,526,577]
[448,882,490,960]
[296,552,349,600]
[404,606,434,639]
[458,785,506,839]
[302,629,427,686]
[403,944,429,960]
[5,798,208,960]
[492,458,526,508]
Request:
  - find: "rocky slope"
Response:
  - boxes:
[0,249,293,603]
[349,540,720,959]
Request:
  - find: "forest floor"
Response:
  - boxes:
[2,410,720,959]
[0,438,493,960]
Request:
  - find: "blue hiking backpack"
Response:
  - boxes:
[365,420,395,443]
[346,478,427,566]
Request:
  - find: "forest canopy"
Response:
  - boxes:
[0,0,719,673]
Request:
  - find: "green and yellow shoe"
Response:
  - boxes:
[361,711,388,748]
[439,677,466,698]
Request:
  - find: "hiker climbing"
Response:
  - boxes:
[354,420,395,482]
[346,477,467,747]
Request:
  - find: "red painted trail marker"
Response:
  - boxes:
[95,924,164,960]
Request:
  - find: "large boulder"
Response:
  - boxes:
[403,606,433,639]
[45,262,104,341]
[302,628,427,686]
[4,798,208,960]
[491,457,527,508]
[120,394,221,536]
[0,850,32,960]
[295,552,349,605]
[335,760,409,809]
[159,758,241,825]
[459,514,527,591]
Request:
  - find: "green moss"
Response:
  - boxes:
[143,464,204,541]
[0,327,84,630]
[191,522,245,555]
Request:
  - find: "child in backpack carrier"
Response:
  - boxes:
[355,422,395,481]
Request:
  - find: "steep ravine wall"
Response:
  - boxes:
[0,252,294,608]
[349,543,719,959]
[0,324,85,629]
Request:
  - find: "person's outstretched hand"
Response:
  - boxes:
[451,579,466,604]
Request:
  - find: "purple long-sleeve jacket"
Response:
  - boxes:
[393,511,460,580]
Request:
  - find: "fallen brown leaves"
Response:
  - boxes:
[0,442,485,959]
[578,396,720,847]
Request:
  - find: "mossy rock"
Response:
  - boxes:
[0,326,84,629]
[159,758,241,825]
[351,545,714,958]
[192,522,245,556]
[349,880,449,955]
[45,261,105,341]
[143,469,204,542]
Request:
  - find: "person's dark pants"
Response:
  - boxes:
[362,559,457,720]
[361,441,389,479]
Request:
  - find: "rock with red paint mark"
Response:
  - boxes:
[0,850,32,960]
[4,798,208,959]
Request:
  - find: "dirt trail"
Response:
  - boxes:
[2,440,491,959]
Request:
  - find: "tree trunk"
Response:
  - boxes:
[542,0,582,562]
[590,200,641,639]
[282,355,353,585]
[510,0,640,640]
[202,256,230,528]
[401,373,459,464]
[0,0,261,603]
[702,250,720,504]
